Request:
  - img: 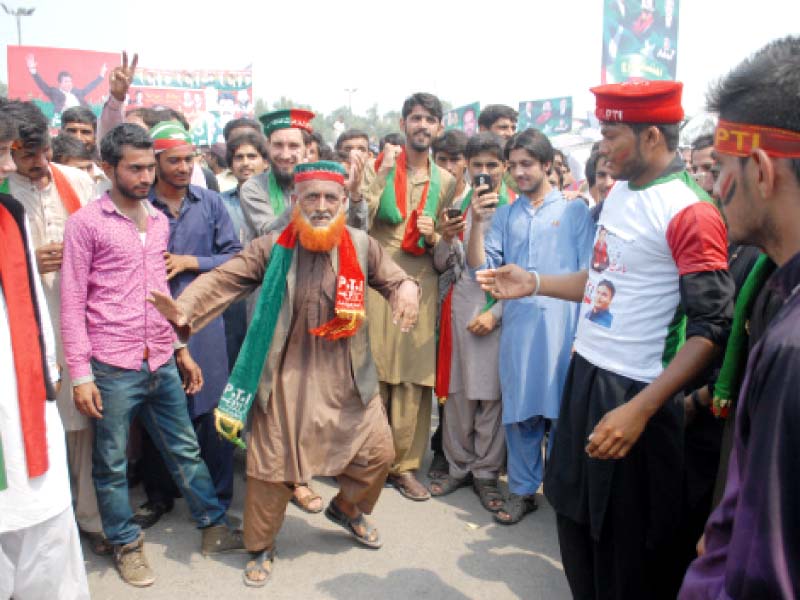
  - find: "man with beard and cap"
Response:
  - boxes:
[680,35,800,600]
[148,160,420,587]
[476,80,734,599]
[0,99,107,555]
[353,92,456,501]
[238,109,314,242]
[60,123,244,588]
[133,121,242,528]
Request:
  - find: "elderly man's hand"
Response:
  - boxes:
[392,280,419,333]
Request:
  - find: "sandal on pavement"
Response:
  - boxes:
[324,501,382,549]
[427,452,449,480]
[243,548,275,588]
[493,493,538,525]
[473,478,504,512]
[429,473,472,497]
[290,484,323,514]
[388,472,431,501]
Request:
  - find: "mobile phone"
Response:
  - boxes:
[445,207,463,220]
[473,173,492,195]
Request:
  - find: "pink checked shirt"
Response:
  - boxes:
[61,193,177,381]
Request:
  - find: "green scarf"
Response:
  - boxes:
[0,434,7,491]
[460,180,512,311]
[0,179,9,195]
[214,222,298,448]
[374,150,442,254]
[267,171,288,216]
[712,253,775,417]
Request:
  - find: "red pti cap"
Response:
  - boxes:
[591,80,684,124]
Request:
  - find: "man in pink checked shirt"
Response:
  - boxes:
[60,123,244,588]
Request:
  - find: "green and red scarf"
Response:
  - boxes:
[374,150,442,255]
[435,181,512,401]
[0,198,51,485]
[712,253,775,417]
[214,221,365,448]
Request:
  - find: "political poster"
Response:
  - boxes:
[7,45,253,144]
[517,97,573,136]
[7,45,119,127]
[443,102,480,137]
[601,0,680,84]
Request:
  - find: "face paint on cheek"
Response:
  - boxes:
[719,173,736,207]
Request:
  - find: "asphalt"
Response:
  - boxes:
[84,417,571,600]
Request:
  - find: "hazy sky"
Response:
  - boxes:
[1,0,796,118]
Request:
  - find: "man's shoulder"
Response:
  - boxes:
[241,172,270,193]
[188,184,224,205]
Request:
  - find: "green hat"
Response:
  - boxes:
[294,160,346,185]
[259,109,315,137]
[149,121,193,153]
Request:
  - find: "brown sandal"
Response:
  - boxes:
[290,484,323,514]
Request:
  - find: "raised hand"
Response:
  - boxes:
[108,51,138,102]
[378,143,402,176]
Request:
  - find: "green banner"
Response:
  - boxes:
[601,0,680,84]
[443,102,480,137]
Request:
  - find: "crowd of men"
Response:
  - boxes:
[0,35,798,599]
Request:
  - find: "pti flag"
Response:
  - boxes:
[518,97,573,136]
[443,102,480,137]
[601,0,680,84]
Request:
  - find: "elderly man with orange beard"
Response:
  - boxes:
[149,160,419,587]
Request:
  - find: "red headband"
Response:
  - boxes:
[152,138,193,152]
[294,171,345,185]
[714,119,800,158]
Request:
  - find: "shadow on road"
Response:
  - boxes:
[319,568,472,600]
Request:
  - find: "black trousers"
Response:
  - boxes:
[430,401,445,455]
[546,354,684,600]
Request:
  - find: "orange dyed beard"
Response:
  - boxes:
[292,205,346,252]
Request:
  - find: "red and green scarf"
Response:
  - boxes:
[214,222,365,448]
[0,201,50,485]
[435,181,511,401]
[374,150,442,255]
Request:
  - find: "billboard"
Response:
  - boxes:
[518,97,573,136]
[601,0,680,84]
[443,102,480,137]
[7,45,253,145]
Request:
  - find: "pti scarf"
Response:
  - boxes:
[214,222,365,448]
[434,181,511,401]
[0,201,49,481]
[267,170,288,217]
[374,150,442,255]
[712,253,775,417]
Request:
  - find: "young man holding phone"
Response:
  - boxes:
[430,133,510,512]
[466,128,594,524]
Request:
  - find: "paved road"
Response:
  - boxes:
[85,432,570,599]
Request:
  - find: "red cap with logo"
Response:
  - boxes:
[591,80,684,124]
